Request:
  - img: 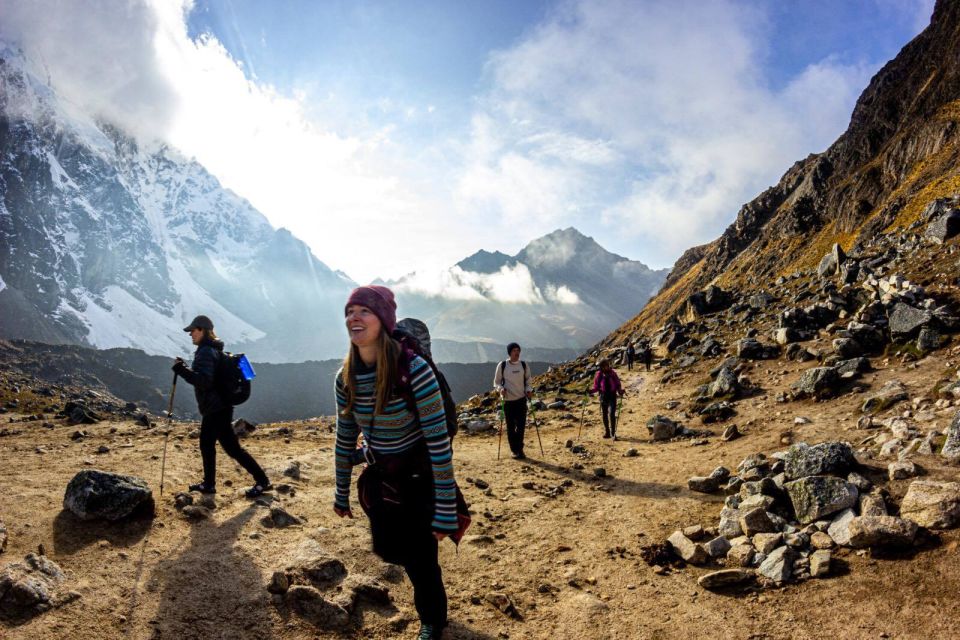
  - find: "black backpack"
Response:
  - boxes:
[393,318,459,441]
[215,352,252,406]
[498,359,528,386]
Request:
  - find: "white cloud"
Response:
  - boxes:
[394,263,549,305]
[458,0,880,265]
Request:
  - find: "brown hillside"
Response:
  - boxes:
[615,0,960,341]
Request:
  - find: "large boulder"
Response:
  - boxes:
[792,367,841,399]
[63,470,154,521]
[846,516,918,548]
[899,480,960,529]
[783,441,855,480]
[887,303,933,340]
[0,553,70,621]
[785,476,858,524]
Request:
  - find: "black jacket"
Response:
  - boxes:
[175,338,227,417]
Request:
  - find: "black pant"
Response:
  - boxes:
[503,398,527,455]
[200,408,268,487]
[600,395,618,436]
[360,459,447,628]
[403,535,447,627]
[627,356,634,370]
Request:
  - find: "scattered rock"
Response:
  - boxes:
[181,505,212,520]
[687,466,731,493]
[738,508,777,537]
[757,545,795,584]
[785,476,858,524]
[888,460,920,481]
[726,544,755,567]
[827,509,857,546]
[721,424,741,441]
[697,568,753,590]
[667,531,708,565]
[266,506,302,528]
[283,461,302,480]
[783,441,855,481]
[792,367,841,399]
[647,415,679,441]
[703,536,731,559]
[862,381,910,414]
[0,553,69,621]
[899,480,960,529]
[846,516,918,548]
[63,469,154,521]
[809,549,831,578]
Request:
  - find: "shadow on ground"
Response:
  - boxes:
[151,505,272,639]
[52,505,154,555]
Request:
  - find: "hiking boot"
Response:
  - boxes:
[245,482,273,498]
[188,482,216,494]
[417,622,444,639]
[512,452,526,460]
[612,434,618,441]
[602,432,611,439]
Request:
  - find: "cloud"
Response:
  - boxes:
[457,0,881,265]
[0,0,477,283]
[394,263,550,305]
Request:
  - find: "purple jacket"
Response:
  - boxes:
[592,369,623,396]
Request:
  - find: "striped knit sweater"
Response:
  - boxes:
[334,354,457,532]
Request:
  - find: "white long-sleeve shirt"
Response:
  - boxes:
[493,359,531,401]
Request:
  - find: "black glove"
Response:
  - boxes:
[172,358,187,374]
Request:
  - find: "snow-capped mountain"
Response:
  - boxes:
[390,228,669,351]
[0,45,354,361]
[0,44,666,363]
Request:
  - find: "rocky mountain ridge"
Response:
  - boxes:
[622,0,960,336]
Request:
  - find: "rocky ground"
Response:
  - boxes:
[1,332,960,639]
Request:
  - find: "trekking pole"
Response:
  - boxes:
[160,372,177,498]
[497,398,505,461]
[578,391,587,439]
[530,399,545,458]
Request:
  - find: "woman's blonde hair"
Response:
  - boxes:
[341,329,401,417]
[201,327,219,342]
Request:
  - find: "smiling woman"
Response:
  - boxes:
[332,284,460,640]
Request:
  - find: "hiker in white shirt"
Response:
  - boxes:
[493,342,532,459]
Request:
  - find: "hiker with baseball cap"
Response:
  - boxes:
[333,286,460,640]
[493,342,532,459]
[173,315,271,498]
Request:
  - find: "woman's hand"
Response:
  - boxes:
[433,531,448,541]
[334,505,354,518]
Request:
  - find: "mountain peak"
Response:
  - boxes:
[455,249,515,274]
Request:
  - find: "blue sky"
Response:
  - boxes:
[1,0,935,283]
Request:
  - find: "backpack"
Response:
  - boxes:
[215,351,253,406]
[498,359,528,387]
[393,318,459,441]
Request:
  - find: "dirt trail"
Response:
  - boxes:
[1,355,959,639]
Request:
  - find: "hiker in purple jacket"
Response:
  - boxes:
[590,358,625,440]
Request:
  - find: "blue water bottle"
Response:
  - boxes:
[237,354,256,381]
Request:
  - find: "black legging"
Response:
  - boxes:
[600,395,618,436]
[200,408,268,487]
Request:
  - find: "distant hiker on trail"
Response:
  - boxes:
[642,342,653,371]
[493,342,533,460]
[590,358,625,440]
[333,286,461,640]
[626,343,636,370]
[173,315,271,498]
